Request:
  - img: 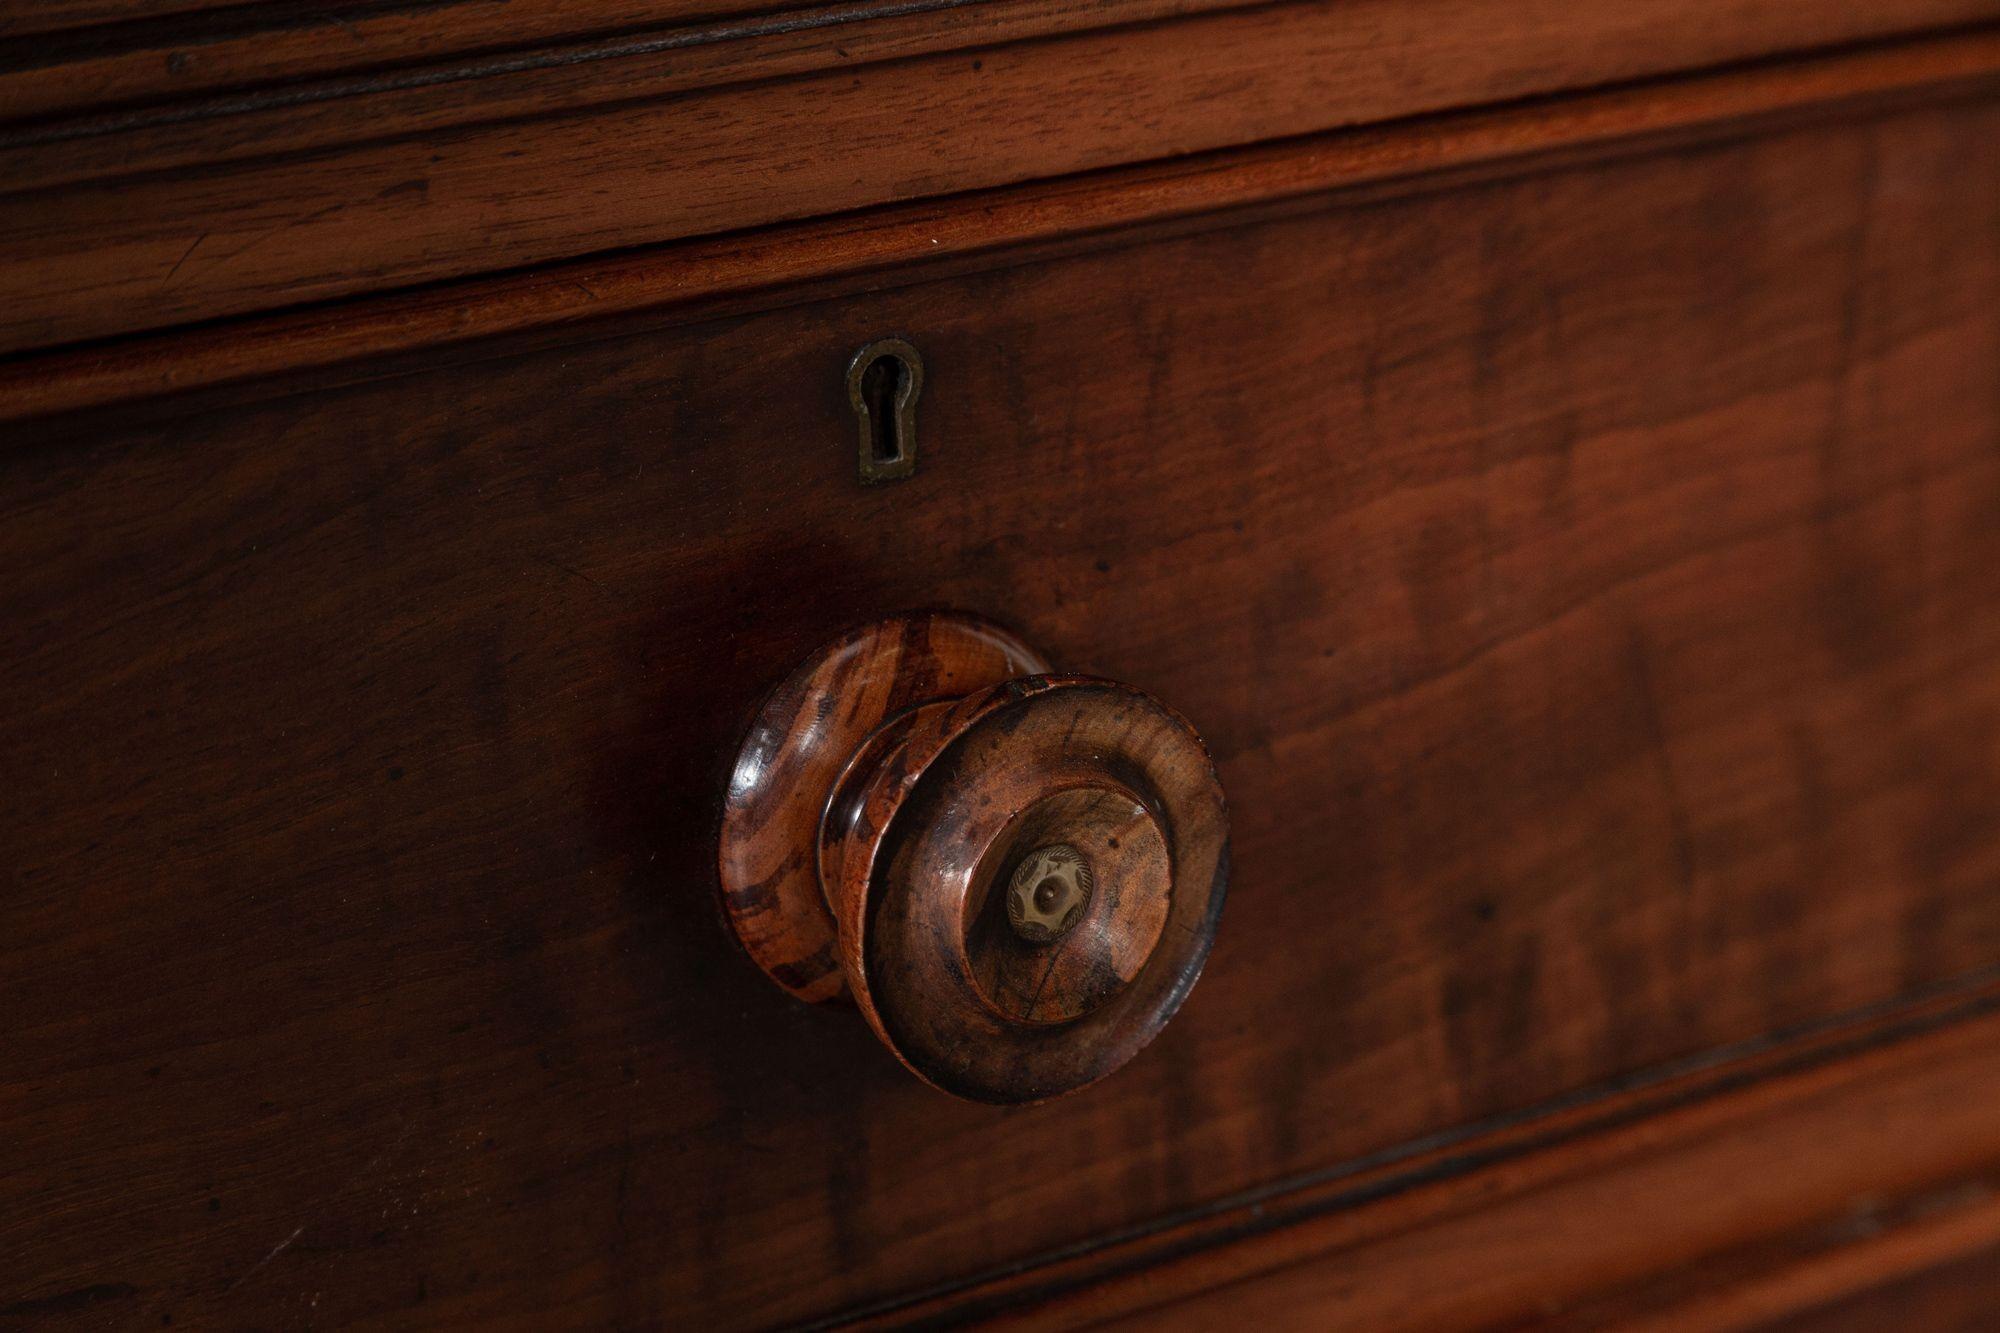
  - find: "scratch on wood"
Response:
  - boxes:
[221,1119,413,1294]
[224,1226,303,1294]
[164,233,207,287]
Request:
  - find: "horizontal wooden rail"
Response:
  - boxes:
[5,22,2000,433]
[3,0,1998,354]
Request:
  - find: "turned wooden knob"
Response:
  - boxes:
[718,612,1229,1103]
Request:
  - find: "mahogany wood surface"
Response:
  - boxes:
[0,0,847,113]
[6,22,1999,429]
[4,76,2000,1324]
[956,991,2000,1331]
[4,0,1999,354]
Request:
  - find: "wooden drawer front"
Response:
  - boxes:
[6,0,1997,355]
[5,95,2000,1327]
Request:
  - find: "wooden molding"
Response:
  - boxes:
[3,0,1999,355]
[836,977,2000,1328]
[0,1,865,118]
[5,22,2000,432]
[0,0,1266,181]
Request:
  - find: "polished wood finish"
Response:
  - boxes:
[921,989,2000,1330]
[4,77,2000,1321]
[4,0,1998,353]
[719,612,1048,1005]
[830,676,1228,1102]
[0,0,840,116]
[7,21,2000,428]
[721,613,1229,1102]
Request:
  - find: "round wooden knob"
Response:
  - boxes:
[718,612,1229,1103]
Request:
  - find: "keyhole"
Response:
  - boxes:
[861,354,906,466]
[847,338,924,484]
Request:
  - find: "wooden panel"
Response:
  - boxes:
[963,997,2000,1331]
[4,0,1999,353]
[5,93,2000,1328]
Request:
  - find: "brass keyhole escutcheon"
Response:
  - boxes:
[847,338,924,485]
[1007,844,1093,943]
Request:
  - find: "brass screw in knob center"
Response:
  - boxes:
[1007,844,1093,943]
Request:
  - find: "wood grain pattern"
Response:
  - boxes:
[0,0,865,119]
[0,0,757,42]
[4,90,2000,1327]
[0,0,1262,186]
[718,611,1049,1005]
[8,21,2000,428]
[5,0,1999,353]
[944,992,2000,1330]
[821,673,1229,1102]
